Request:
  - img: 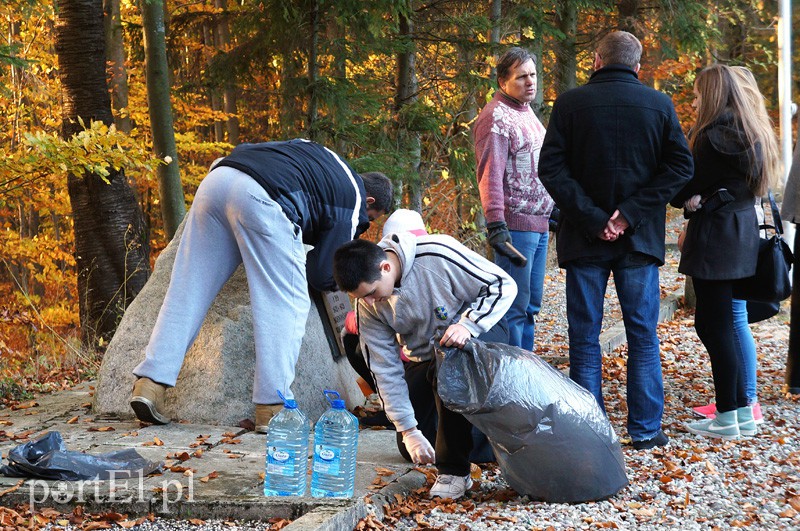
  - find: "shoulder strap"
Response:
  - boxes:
[767,190,783,236]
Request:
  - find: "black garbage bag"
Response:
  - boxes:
[0,431,162,481]
[435,338,628,503]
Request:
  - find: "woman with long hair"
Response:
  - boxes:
[689,65,779,427]
[671,63,780,439]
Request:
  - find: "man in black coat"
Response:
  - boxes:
[538,31,693,450]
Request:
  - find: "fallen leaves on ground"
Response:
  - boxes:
[87,426,115,432]
[10,401,38,411]
[0,506,292,531]
[199,470,219,483]
[357,306,800,529]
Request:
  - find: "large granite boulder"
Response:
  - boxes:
[93,221,364,425]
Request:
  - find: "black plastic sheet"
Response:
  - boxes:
[436,338,628,503]
[0,431,162,481]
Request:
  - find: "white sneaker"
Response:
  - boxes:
[686,411,740,440]
[429,474,473,499]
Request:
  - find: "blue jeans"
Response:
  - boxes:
[494,230,549,350]
[565,255,663,441]
[732,299,757,404]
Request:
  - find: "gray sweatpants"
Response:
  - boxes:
[133,166,311,404]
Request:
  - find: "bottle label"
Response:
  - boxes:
[267,446,300,477]
[312,444,341,475]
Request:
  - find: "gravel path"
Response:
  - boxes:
[534,244,685,360]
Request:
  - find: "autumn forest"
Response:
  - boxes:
[0,0,798,398]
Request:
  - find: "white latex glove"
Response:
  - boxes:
[684,194,702,213]
[402,428,435,464]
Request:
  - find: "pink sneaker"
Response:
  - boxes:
[692,402,717,419]
[753,402,764,425]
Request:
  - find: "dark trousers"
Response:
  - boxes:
[347,332,493,465]
[395,319,508,476]
[343,333,376,392]
[693,278,748,412]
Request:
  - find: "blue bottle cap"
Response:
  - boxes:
[277,389,297,409]
[330,399,346,409]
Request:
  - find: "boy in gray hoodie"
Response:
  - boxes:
[333,233,516,499]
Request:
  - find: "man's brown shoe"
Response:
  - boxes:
[255,404,284,433]
[130,377,170,425]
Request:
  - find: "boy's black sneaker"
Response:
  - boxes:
[632,430,669,450]
[359,410,393,428]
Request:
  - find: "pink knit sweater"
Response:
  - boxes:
[473,91,554,232]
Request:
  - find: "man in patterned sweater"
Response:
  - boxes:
[333,234,515,500]
[473,47,554,351]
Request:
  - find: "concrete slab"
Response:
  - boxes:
[148,447,265,498]
[1,399,423,527]
[99,423,248,451]
[0,441,16,460]
[0,409,56,435]
[353,429,406,466]
[210,430,267,458]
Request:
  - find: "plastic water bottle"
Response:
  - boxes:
[263,392,310,496]
[310,390,359,498]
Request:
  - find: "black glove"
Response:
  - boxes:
[548,206,560,233]
[487,221,512,247]
[486,221,527,267]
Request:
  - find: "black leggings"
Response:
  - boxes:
[692,278,748,413]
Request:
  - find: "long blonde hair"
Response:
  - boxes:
[689,64,781,196]
[730,66,782,193]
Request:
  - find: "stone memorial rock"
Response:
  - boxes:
[94,220,364,425]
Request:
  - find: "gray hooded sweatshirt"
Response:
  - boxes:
[356,232,517,432]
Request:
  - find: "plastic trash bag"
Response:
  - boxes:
[0,431,162,481]
[436,338,628,503]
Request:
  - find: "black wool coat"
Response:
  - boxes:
[539,65,694,266]
[671,113,760,281]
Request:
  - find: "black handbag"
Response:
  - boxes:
[733,191,794,303]
[746,300,780,323]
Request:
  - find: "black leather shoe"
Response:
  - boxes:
[359,410,393,428]
[632,430,669,450]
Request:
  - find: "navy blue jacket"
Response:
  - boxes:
[216,139,370,291]
[539,65,694,266]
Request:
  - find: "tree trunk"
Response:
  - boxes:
[396,1,421,210]
[530,37,545,118]
[203,19,225,142]
[54,0,150,349]
[617,0,640,35]
[456,41,478,239]
[307,0,320,141]
[684,276,696,309]
[488,0,501,78]
[330,16,348,154]
[215,0,239,145]
[103,0,132,133]
[223,86,239,145]
[554,1,577,95]
[140,0,185,239]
